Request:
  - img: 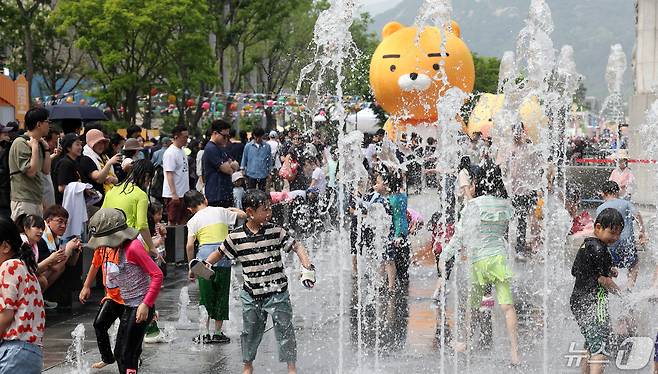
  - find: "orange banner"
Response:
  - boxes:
[15,75,29,126]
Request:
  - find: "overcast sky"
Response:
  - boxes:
[358,0,404,16]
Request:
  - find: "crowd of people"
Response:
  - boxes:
[0,105,656,374]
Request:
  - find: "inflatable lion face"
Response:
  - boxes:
[369,21,475,124]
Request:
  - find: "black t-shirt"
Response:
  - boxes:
[55,155,82,204]
[230,142,245,166]
[570,237,613,301]
[79,155,105,201]
[202,141,234,203]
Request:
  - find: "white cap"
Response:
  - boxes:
[232,171,245,183]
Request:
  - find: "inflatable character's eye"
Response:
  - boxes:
[390,65,396,72]
[433,63,440,71]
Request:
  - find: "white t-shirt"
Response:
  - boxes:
[162,145,189,198]
[266,140,281,169]
[312,166,327,193]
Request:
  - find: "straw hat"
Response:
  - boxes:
[87,208,139,248]
[123,138,143,151]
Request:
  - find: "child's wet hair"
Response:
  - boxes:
[601,180,620,196]
[595,208,624,231]
[183,190,206,209]
[372,164,403,193]
[242,189,271,210]
[474,161,508,199]
[15,214,46,233]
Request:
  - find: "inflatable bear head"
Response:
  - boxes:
[369,21,475,124]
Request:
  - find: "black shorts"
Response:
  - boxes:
[570,290,610,355]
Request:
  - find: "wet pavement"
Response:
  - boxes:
[42,194,658,373]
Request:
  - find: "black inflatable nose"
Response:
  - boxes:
[410,73,418,80]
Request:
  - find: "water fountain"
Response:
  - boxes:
[176,286,195,329]
[600,44,628,129]
[195,305,210,350]
[65,323,89,374]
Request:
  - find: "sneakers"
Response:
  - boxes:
[44,300,58,310]
[192,333,231,344]
[143,321,167,343]
[193,334,212,344]
[211,332,231,344]
[143,330,167,344]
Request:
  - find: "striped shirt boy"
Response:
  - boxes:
[220,223,295,298]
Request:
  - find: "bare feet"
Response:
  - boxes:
[242,362,253,374]
[92,361,109,369]
[287,362,297,374]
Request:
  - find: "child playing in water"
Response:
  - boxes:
[204,189,315,374]
[386,169,409,290]
[437,162,520,365]
[184,190,246,344]
[596,181,647,290]
[429,211,455,301]
[87,208,163,374]
[570,207,624,374]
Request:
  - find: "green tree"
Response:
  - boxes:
[244,0,318,95]
[0,0,50,100]
[54,0,212,125]
[343,12,379,97]
[472,53,501,94]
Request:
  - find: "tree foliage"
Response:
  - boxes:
[472,54,501,94]
[53,0,213,125]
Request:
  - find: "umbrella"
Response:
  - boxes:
[46,104,108,121]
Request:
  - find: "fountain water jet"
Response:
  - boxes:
[65,323,89,374]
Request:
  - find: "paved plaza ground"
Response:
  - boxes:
[41,198,658,373]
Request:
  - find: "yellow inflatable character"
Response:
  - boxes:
[369,21,475,139]
[467,93,547,143]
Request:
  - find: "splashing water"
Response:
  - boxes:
[600,44,627,126]
[337,131,369,186]
[65,323,89,374]
[296,0,357,125]
[498,51,515,93]
[176,286,195,329]
[415,0,452,31]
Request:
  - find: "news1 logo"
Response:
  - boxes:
[615,337,654,370]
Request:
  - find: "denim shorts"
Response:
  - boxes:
[198,243,231,268]
[0,340,43,374]
[240,289,296,363]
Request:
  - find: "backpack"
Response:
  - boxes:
[151,165,164,199]
[278,158,298,182]
[0,140,11,209]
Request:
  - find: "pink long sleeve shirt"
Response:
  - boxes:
[105,239,163,307]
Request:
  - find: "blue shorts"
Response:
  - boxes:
[198,243,231,268]
[609,240,638,269]
[0,340,42,374]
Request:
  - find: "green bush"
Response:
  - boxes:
[104,121,130,135]
[161,115,178,134]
